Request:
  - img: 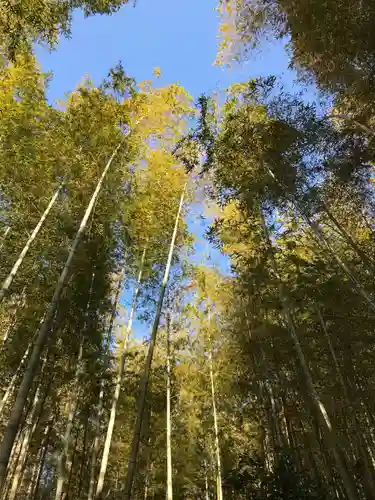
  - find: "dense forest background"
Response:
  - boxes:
[1,1,375,499]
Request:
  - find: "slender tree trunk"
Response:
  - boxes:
[299,417,329,494]
[208,344,223,500]
[1,288,26,345]
[0,185,63,302]
[279,393,292,448]
[1,226,10,242]
[316,310,350,403]
[309,214,375,312]
[342,353,375,459]
[144,469,149,500]
[88,268,125,500]
[281,400,301,471]
[141,435,152,500]
[0,227,11,254]
[123,185,186,500]
[262,160,375,314]
[1,438,22,500]
[95,250,147,498]
[0,141,125,489]
[88,385,104,500]
[316,309,375,493]
[26,447,41,498]
[77,411,90,499]
[166,315,173,500]
[55,294,93,500]
[322,205,375,272]
[32,422,52,500]
[1,351,48,498]
[66,428,80,499]
[265,381,284,452]
[0,342,31,418]
[259,207,359,500]
[55,344,83,500]
[7,357,50,500]
[204,460,210,500]
[145,461,154,500]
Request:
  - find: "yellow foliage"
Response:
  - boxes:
[215,0,239,66]
[152,66,162,79]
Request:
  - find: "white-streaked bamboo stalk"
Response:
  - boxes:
[0,343,31,418]
[263,160,375,314]
[88,265,127,500]
[259,207,359,500]
[166,315,173,500]
[204,460,210,500]
[95,249,146,497]
[54,344,83,500]
[208,339,223,500]
[88,383,105,500]
[7,362,46,500]
[0,185,63,302]
[0,140,125,490]
[123,184,186,500]
[0,227,11,251]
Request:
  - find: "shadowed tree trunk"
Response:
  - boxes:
[0,184,63,302]
[95,253,145,497]
[123,185,186,500]
[259,206,360,500]
[166,314,173,500]
[0,141,126,490]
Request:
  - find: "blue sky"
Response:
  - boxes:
[35,0,296,102]
[35,0,309,338]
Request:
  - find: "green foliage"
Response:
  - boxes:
[0,0,132,59]
[3,2,375,499]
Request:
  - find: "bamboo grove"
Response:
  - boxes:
[2,1,375,499]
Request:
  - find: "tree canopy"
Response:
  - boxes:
[1,1,375,499]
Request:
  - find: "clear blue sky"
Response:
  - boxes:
[35,0,297,102]
[35,0,310,338]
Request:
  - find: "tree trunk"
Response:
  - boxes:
[322,205,375,273]
[204,460,210,500]
[265,381,284,452]
[88,385,104,500]
[1,226,11,245]
[310,214,375,312]
[0,185,63,302]
[66,428,80,499]
[77,410,90,499]
[123,185,186,500]
[0,141,125,490]
[55,343,83,500]
[143,469,149,500]
[259,207,360,500]
[95,251,146,498]
[88,266,126,500]
[316,309,375,494]
[7,356,50,500]
[299,417,330,495]
[26,446,42,499]
[208,343,223,500]
[0,342,32,418]
[166,315,173,500]
[1,437,22,500]
[262,160,375,315]
[32,422,52,500]
[144,461,154,500]
[1,288,26,345]
[1,351,48,498]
